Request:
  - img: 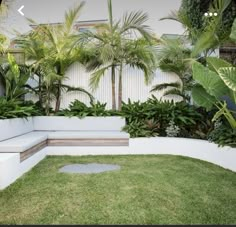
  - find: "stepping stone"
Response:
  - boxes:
[59,163,121,174]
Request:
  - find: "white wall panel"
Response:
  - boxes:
[59,62,182,109]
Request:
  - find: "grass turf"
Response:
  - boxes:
[0,155,235,225]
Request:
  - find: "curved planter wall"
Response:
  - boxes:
[0,117,235,173]
[46,137,236,172]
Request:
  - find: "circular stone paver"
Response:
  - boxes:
[59,163,121,174]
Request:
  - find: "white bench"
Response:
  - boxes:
[0,116,129,189]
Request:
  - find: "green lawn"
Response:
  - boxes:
[0,155,235,225]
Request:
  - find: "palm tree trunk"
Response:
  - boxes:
[111,65,116,110]
[55,65,62,113]
[38,75,42,108]
[118,63,123,111]
[45,86,50,116]
[55,81,61,112]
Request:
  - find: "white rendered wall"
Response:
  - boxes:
[0,149,46,190]
[33,116,126,131]
[0,118,34,142]
[46,138,236,172]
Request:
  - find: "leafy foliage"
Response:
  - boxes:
[0,54,31,100]
[181,0,235,44]
[162,0,235,57]
[80,0,156,110]
[0,97,41,119]
[192,57,236,129]
[16,2,92,113]
[120,96,213,138]
[56,96,212,139]
[208,121,236,147]
[151,37,193,101]
[57,100,116,118]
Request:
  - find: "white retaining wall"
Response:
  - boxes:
[0,149,46,190]
[33,116,126,131]
[46,138,236,172]
[0,118,34,142]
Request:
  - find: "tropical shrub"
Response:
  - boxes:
[57,100,116,118]
[0,97,41,119]
[180,0,236,44]
[192,57,236,129]
[120,96,213,138]
[0,53,30,100]
[57,97,212,138]
[208,119,236,147]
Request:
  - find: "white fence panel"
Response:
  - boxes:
[60,62,181,109]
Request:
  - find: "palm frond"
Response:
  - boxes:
[89,65,111,90]
[61,84,94,102]
[64,2,85,34]
[160,10,179,22]
[120,10,154,40]
[151,82,182,92]
[163,88,185,97]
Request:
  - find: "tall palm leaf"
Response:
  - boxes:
[17,2,93,113]
[80,0,155,110]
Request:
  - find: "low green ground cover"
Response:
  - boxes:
[0,155,235,225]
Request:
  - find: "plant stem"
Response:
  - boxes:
[111,65,116,110]
[118,63,123,111]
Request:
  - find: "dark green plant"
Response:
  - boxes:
[180,0,236,44]
[121,96,213,138]
[0,54,30,100]
[162,0,234,58]
[57,100,116,118]
[208,121,236,147]
[56,96,213,139]
[0,97,41,119]
[122,119,159,138]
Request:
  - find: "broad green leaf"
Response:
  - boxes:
[218,67,236,92]
[192,62,229,98]
[191,85,216,111]
[230,18,236,42]
[206,57,232,73]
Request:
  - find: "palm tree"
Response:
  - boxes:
[150,37,192,101]
[150,82,185,100]
[80,0,155,110]
[17,2,93,113]
[117,38,157,110]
